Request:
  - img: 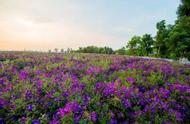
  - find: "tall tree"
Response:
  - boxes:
[168,0,190,60]
[169,17,190,59]
[154,20,172,58]
[141,34,154,56]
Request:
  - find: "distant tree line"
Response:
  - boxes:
[48,48,73,53]
[75,46,114,54]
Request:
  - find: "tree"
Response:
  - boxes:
[177,0,190,17]
[67,48,71,53]
[169,17,190,60]
[168,0,190,60]
[61,48,64,53]
[141,34,154,56]
[126,36,141,56]
[103,47,113,54]
[154,20,173,58]
[54,48,58,53]
[75,46,113,54]
[115,47,126,55]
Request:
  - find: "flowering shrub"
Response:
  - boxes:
[0,52,190,123]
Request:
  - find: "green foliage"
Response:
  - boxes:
[126,36,142,56]
[90,59,112,69]
[168,16,190,60]
[61,115,74,123]
[177,0,190,17]
[146,72,164,87]
[76,46,114,54]
[115,47,127,55]
[141,34,154,56]
[126,34,154,56]
[154,20,173,58]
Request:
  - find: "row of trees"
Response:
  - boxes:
[75,0,190,60]
[76,46,114,54]
[48,48,73,53]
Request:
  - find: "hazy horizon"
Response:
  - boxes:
[0,0,179,51]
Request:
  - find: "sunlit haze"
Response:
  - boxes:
[0,0,179,51]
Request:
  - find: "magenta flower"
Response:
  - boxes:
[37,80,43,89]
[19,70,28,80]
[103,82,115,97]
[26,104,33,111]
[122,99,131,108]
[90,111,97,122]
[86,66,103,75]
[32,119,41,124]
[126,77,135,84]
[25,90,33,100]
[57,102,80,117]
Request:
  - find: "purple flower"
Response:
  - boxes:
[79,83,86,90]
[0,78,5,85]
[160,102,168,110]
[108,119,117,124]
[103,83,115,97]
[117,112,124,119]
[19,70,28,80]
[174,111,182,121]
[20,116,27,123]
[72,102,81,112]
[122,99,131,108]
[159,88,170,99]
[26,104,33,111]
[62,90,69,97]
[163,121,172,124]
[126,77,135,84]
[83,95,91,105]
[90,111,97,122]
[57,107,69,117]
[37,80,43,89]
[57,102,80,117]
[74,113,83,123]
[0,118,5,124]
[138,86,146,93]
[186,88,190,93]
[32,119,41,124]
[0,98,7,107]
[86,66,103,75]
[96,82,105,89]
[169,109,183,121]
[25,90,33,100]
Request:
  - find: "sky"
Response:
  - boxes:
[0,0,180,51]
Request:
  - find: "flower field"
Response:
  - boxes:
[0,52,190,124]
